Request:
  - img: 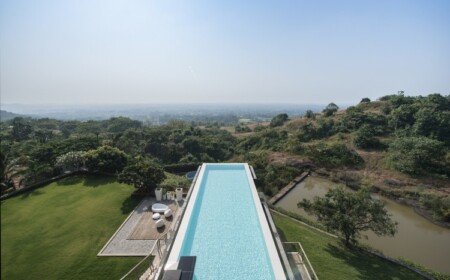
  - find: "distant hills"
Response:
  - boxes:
[0,104,330,124]
[0,110,23,121]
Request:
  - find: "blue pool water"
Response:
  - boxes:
[178,164,276,279]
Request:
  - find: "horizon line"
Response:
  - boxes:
[1,102,347,106]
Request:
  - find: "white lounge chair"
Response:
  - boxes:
[164,209,172,218]
[155,219,165,228]
[152,203,169,213]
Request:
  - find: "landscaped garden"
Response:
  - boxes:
[1,175,142,280]
[273,213,426,280]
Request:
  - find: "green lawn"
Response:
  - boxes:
[1,175,142,280]
[273,213,425,280]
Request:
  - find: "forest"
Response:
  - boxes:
[1,93,449,222]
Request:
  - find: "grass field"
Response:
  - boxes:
[1,175,142,280]
[273,213,425,280]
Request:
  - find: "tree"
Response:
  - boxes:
[379,92,414,108]
[360,98,371,103]
[24,159,53,184]
[182,137,203,154]
[270,113,289,127]
[118,157,166,193]
[85,146,128,173]
[413,107,450,144]
[55,151,86,172]
[298,187,397,247]
[34,129,53,143]
[107,117,142,133]
[11,117,33,141]
[388,104,417,130]
[322,103,339,117]
[304,110,315,119]
[114,129,144,155]
[341,106,366,131]
[1,152,27,193]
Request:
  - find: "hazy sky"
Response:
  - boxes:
[1,0,449,105]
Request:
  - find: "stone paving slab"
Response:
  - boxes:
[98,197,156,256]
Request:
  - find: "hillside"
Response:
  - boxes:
[0,110,23,121]
[231,94,450,225]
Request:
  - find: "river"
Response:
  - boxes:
[275,176,450,274]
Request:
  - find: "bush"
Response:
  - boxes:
[296,119,336,142]
[353,125,382,149]
[341,106,366,131]
[235,125,251,133]
[237,129,287,152]
[270,113,289,127]
[420,194,450,222]
[388,136,446,175]
[306,142,364,168]
[159,172,190,190]
[263,164,299,194]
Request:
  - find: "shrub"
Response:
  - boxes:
[270,113,289,127]
[353,125,382,149]
[306,142,364,168]
[388,136,446,175]
[263,164,299,194]
[420,194,450,222]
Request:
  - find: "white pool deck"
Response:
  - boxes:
[165,163,286,279]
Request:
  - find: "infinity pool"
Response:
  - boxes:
[166,163,285,279]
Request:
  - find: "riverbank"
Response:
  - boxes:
[272,175,450,274]
[311,169,450,229]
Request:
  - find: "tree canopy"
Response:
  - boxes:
[270,113,289,127]
[322,103,339,117]
[85,146,128,174]
[118,157,166,192]
[55,151,86,172]
[298,187,397,246]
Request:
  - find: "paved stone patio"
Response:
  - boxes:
[98,197,183,256]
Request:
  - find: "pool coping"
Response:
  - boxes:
[165,163,286,279]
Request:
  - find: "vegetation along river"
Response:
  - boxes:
[275,176,450,274]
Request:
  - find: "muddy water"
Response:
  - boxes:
[275,176,450,274]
